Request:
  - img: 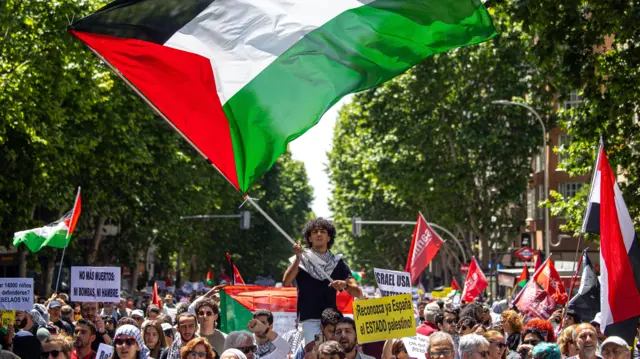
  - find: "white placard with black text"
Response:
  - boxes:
[0,278,34,311]
[96,344,113,359]
[374,268,412,297]
[71,267,121,303]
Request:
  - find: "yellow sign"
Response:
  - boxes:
[431,291,447,298]
[353,294,416,343]
[443,287,453,294]
[1,310,15,327]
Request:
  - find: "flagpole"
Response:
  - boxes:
[557,244,585,334]
[244,195,335,283]
[55,187,81,293]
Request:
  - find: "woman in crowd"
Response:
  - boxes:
[144,321,167,359]
[501,311,523,352]
[484,330,508,359]
[458,317,478,337]
[42,336,73,359]
[219,349,246,359]
[557,325,578,359]
[180,338,216,359]
[381,339,410,359]
[112,324,151,359]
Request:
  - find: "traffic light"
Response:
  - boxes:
[240,211,250,230]
[351,217,362,237]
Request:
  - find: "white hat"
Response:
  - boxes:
[602,336,630,349]
[132,309,144,318]
[161,323,172,331]
[590,312,601,325]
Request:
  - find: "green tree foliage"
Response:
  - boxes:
[328,4,544,273]
[0,0,312,287]
[511,0,640,236]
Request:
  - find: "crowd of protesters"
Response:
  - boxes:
[1,219,638,359]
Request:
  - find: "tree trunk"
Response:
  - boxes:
[480,234,490,268]
[176,248,184,288]
[86,217,106,265]
[44,255,56,296]
[189,254,200,282]
[18,246,28,277]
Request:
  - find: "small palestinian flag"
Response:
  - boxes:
[13,187,82,252]
[206,269,214,287]
[351,268,365,283]
[68,0,497,193]
[219,285,354,334]
[517,264,529,288]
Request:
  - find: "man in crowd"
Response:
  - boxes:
[417,301,428,324]
[48,300,73,334]
[418,302,441,336]
[249,310,290,359]
[436,308,459,335]
[61,305,76,332]
[100,302,120,323]
[334,318,374,359]
[196,298,226,354]
[117,298,131,318]
[600,337,631,359]
[224,332,257,359]
[458,334,489,359]
[427,332,457,359]
[131,310,145,328]
[283,218,362,344]
[317,341,346,359]
[72,319,97,359]
[165,312,199,359]
[81,302,111,351]
[295,308,343,359]
[14,309,45,336]
[164,295,176,309]
[590,314,606,347]
[571,323,600,359]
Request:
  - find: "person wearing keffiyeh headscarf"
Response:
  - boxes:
[283,218,363,345]
[112,324,150,359]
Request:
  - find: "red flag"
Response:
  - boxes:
[534,250,542,271]
[64,187,82,239]
[152,281,162,309]
[226,253,246,285]
[461,258,488,302]
[405,212,443,284]
[513,279,556,319]
[533,257,568,305]
[516,264,529,288]
[451,278,461,291]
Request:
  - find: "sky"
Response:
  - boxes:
[290,96,351,219]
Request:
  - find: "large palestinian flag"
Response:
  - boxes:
[220,286,354,334]
[69,0,497,193]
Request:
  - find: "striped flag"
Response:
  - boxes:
[568,249,600,323]
[582,142,640,345]
[67,0,497,194]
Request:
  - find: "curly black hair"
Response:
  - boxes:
[302,218,336,249]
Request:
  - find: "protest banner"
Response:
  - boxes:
[403,334,429,358]
[374,268,412,297]
[353,294,416,343]
[1,311,16,327]
[96,344,113,359]
[0,278,34,311]
[272,312,297,336]
[71,267,120,303]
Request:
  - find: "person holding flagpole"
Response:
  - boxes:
[283,218,361,345]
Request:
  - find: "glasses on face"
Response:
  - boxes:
[188,351,207,358]
[523,340,541,346]
[445,318,457,325]
[237,346,257,354]
[198,311,214,317]
[41,350,62,359]
[114,337,137,346]
[474,351,490,358]
[490,342,507,349]
[429,350,454,358]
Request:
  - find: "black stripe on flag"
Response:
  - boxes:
[568,251,600,323]
[68,0,215,44]
[628,233,640,295]
[583,203,600,234]
[605,315,640,347]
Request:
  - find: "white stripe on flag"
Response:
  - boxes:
[600,251,614,328]
[614,183,636,252]
[164,0,373,104]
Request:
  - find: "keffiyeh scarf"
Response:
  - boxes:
[295,249,343,281]
[114,324,151,359]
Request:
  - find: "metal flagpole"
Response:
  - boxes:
[244,195,335,282]
[55,187,81,293]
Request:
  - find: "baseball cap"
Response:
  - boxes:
[161,323,173,331]
[132,309,144,318]
[48,300,62,309]
[602,336,630,349]
[590,312,601,326]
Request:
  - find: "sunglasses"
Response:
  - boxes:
[189,352,207,358]
[429,350,454,358]
[490,342,507,349]
[114,337,137,346]
[237,346,257,354]
[445,318,457,325]
[41,351,62,359]
[198,311,215,317]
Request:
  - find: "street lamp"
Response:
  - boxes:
[492,100,550,258]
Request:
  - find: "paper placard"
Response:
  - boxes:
[0,278,34,311]
[353,294,417,343]
[272,312,297,336]
[374,268,412,297]
[1,311,16,327]
[96,344,113,359]
[403,334,429,358]
[71,267,121,303]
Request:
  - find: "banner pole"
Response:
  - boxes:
[244,195,334,282]
[54,245,67,293]
[557,239,585,334]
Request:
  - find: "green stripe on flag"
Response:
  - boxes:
[219,290,254,334]
[223,0,497,192]
[13,229,71,253]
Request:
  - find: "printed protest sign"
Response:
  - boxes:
[1,311,16,327]
[71,267,120,303]
[403,334,429,358]
[353,294,416,343]
[96,344,113,359]
[272,312,297,336]
[374,268,412,297]
[0,278,34,311]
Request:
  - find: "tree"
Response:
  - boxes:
[328,3,544,277]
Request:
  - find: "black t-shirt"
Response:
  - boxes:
[295,259,351,321]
